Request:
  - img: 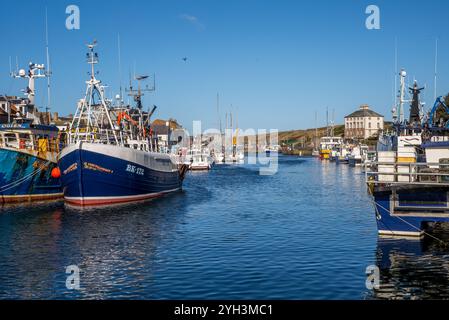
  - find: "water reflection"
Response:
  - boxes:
[369,226,449,300]
[0,192,192,299]
[0,156,388,299]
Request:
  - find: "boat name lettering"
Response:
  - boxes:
[63,163,78,175]
[126,164,144,176]
[0,124,29,129]
[83,162,113,174]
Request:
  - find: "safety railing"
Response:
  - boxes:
[0,136,61,153]
[365,161,449,187]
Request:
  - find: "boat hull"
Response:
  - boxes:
[58,142,184,206]
[320,150,331,160]
[189,164,210,171]
[348,157,362,167]
[372,185,449,237]
[0,148,62,203]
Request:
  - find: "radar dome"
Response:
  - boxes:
[19,69,26,77]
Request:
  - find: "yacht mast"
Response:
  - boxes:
[315,111,318,149]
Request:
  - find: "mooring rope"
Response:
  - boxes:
[0,161,52,193]
[0,166,43,190]
[367,185,449,247]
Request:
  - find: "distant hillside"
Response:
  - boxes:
[278,125,345,147]
[240,125,345,155]
[152,118,182,130]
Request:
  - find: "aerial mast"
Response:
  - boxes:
[398,69,407,124]
[126,75,155,110]
[118,33,123,104]
[434,38,438,101]
[45,8,52,124]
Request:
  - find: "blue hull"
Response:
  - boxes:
[0,148,62,203]
[373,186,449,237]
[59,146,184,206]
[348,158,361,167]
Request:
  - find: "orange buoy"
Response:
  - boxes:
[51,167,61,179]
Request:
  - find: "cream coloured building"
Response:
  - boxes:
[344,105,384,139]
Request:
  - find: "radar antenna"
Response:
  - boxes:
[125,74,156,110]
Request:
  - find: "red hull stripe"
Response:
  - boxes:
[64,188,180,207]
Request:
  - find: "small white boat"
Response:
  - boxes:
[186,146,213,170]
[225,151,244,163]
[189,154,211,171]
[213,152,225,164]
[348,144,369,167]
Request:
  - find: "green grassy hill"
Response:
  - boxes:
[277,125,344,154]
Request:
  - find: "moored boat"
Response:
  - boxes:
[0,62,63,204]
[319,136,342,160]
[187,147,212,171]
[366,71,449,237]
[0,122,63,203]
[58,42,187,207]
[348,144,369,167]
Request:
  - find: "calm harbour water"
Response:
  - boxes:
[1,155,449,300]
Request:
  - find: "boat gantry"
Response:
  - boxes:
[57,41,188,207]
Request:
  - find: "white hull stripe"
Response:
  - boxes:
[378,230,424,237]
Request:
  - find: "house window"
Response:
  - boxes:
[377,123,380,129]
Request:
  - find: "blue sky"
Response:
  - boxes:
[1,0,448,132]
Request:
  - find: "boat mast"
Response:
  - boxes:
[118,33,123,103]
[217,93,222,134]
[45,8,52,124]
[434,38,438,101]
[12,62,48,123]
[315,111,318,150]
[126,74,155,141]
[331,108,335,137]
[398,69,407,124]
[70,41,119,145]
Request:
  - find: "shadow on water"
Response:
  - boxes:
[366,224,449,300]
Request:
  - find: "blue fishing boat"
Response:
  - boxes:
[58,42,187,207]
[0,63,63,204]
[367,70,449,237]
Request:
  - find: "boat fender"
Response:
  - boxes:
[51,167,61,179]
[367,176,375,195]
